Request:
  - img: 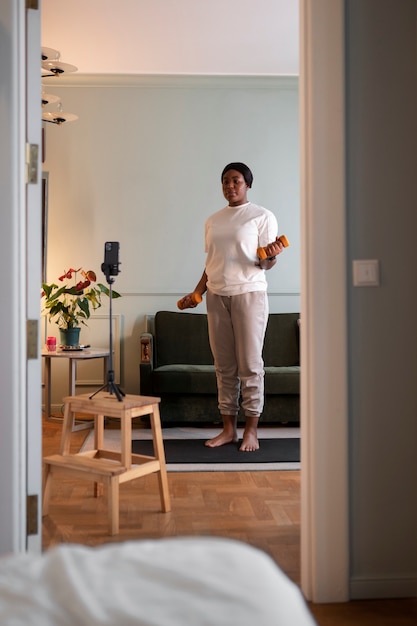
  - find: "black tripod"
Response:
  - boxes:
[90,243,124,401]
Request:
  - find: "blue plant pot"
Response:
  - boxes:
[59,327,81,347]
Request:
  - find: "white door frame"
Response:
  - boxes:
[26,1,43,553]
[300,0,350,602]
[0,0,42,555]
[0,0,28,554]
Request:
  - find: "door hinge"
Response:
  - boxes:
[26,495,38,536]
[25,143,39,184]
[27,319,38,360]
[26,0,39,10]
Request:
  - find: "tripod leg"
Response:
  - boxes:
[90,383,108,399]
[107,369,125,402]
[109,381,124,402]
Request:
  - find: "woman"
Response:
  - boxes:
[179,163,284,451]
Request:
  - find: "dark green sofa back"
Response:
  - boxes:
[263,312,300,366]
[153,310,299,367]
[154,311,214,367]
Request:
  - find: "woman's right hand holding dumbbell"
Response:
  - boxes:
[257,234,289,260]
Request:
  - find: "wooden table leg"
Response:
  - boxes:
[103,355,109,384]
[69,358,95,432]
[43,356,52,420]
[69,359,76,395]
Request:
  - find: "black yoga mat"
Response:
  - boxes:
[132,438,300,464]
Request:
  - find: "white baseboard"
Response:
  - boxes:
[43,403,64,416]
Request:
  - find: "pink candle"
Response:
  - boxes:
[46,336,57,352]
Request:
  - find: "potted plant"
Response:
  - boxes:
[41,266,121,347]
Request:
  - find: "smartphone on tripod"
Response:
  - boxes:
[91,241,124,401]
[102,241,120,279]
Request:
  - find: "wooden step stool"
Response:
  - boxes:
[42,392,171,535]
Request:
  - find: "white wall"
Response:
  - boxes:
[42,75,300,407]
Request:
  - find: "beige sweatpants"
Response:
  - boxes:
[206,290,269,418]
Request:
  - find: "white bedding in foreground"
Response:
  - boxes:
[0,537,316,626]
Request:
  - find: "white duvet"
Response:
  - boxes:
[0,537,316,625]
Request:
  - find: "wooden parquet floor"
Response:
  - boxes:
[42,418,300,580]
[42,417,417,626]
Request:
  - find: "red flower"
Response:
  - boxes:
[84,270,97,282]
[75,279,91,292]
[58,267,78,281]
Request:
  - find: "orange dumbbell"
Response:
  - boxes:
[257,234,290,260]
[177,292,203,310]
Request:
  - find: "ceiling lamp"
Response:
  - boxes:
[42,103,78,126]
[41,92,60,107]
[41,46,78,124]
[42,59,78,77]
[41,46,78,77]
[41,47,59,61]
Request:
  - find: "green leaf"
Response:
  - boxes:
[78,297,91,318]
[97,283,121,298]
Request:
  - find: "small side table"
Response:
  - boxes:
[42,348,110,430]
[42,392,171,535]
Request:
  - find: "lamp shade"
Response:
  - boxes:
[42,111,78,125]
[41,93,61,107]
[42,60,78,76]
[41,47,60,61]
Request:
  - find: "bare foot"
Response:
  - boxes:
[205,430,238,448]
[239,430,259,452]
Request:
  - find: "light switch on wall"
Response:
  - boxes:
[352,259,380,286]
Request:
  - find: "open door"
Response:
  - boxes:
[0,0,42,555]
[25,0,43,553]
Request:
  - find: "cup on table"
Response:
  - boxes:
[46,336,57,352]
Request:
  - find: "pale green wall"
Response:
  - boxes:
[42,75,300,407]
[346,0,417,598]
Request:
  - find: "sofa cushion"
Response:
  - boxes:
[152,365,217,394]
[152,364,299,396]
[264,366,300,394]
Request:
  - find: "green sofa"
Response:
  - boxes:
[140,310,300,424]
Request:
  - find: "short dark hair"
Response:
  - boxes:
[221,162,253,188]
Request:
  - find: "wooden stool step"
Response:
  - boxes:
[42,392,171,535]
[43,453,127,475]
